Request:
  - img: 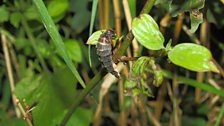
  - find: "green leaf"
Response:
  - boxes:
[182,0,205,11]
[24,6,40,21]
[63,39,82,63]
[9,12,22,28]
[86,30,105,45]
[37,39,52,58]
[69,0,90,33]
[182,116,206,126]
[32,0,86,88]
[66,107,93,126]
[168,43,219,72]
[47,0,69,20]
[155,0,172,12]
[132,14,164,50]
[0,5,9,23]
[15,68,77,126]
[189,10,203,33]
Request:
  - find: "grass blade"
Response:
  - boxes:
[32,0,86,88]
[162,70,224,97]
[214,102,224,126]
[88,0,99,67]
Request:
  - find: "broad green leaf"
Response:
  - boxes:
[33,0,86,88]
[9,12,22,28]
[0,5,9,23]
[132,14,164,50]
[189,10,203,33]
[168,43,219,72]
[86,30,105,45]
[63,39,82,63]
[15,67,77,126]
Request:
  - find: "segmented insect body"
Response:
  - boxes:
[96,30,120,78]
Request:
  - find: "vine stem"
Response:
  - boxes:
[59,0,156,125]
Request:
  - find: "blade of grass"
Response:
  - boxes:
[214,101,224,126]
[32,0,86,88]
[88,0,99,67]
[162,70,224,97]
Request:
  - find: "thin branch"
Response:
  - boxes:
[1,34,33,126]
[20,14,49,72]
[1,34,21,117]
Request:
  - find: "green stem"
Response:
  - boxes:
[140,0,156,14]
[162,70,224,97]
[59,1,156,125]
[59,72,101,126]
[21,16,48,72]
[214,101,224,126]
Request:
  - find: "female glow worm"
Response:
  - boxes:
[96,30,120,78]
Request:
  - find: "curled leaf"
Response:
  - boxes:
[86,30,105,45]
[189,10,203,33]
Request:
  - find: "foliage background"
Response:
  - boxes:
[0,0,224,126]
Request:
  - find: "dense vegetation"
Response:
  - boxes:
[0,0,224,126]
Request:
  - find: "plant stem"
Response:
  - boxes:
[162,70,224,97]
[21,16,49,72]
[140,0,156,14]
[59,72,102,126]
[59,0,156,125]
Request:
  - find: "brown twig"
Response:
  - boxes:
[1,34,21,117]
[15,99,33,126]
[113,0,121,36]
[122,0,139,57]
[1,34,33,126]
[173,13,184,44]
[118,79,126,126]
[182,25,200,44]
